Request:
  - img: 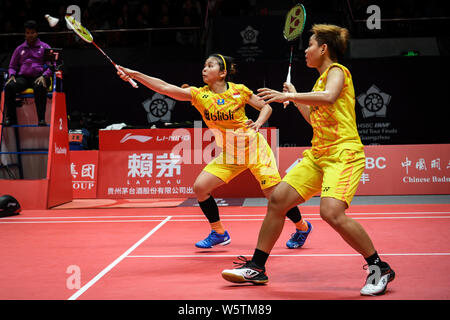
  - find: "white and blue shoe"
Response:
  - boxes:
[286,220,313,249]
[195,230,231,249]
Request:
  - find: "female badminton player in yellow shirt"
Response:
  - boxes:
[221,25,395,296]
[116,54,312,249]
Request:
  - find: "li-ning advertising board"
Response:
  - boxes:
[75,128,450,199]
[96,128,278,198]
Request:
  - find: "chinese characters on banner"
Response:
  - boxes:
[69,150,98,198]
[109,151,192,197]
[277,144,450,196]
[69,128,449,199]
[356,145,449,194]
[96,128,277,198]
[97,128,202,198]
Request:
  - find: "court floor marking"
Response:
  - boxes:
[2,215,450,224]
[169,216,450,221]
[2,211,450,220]
[67,216,172,300]
[126,252,450,258]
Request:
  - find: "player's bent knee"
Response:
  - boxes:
[320,198,348,227]
[268,191,289,216]
[192,182,204,196]
[193,181,211,199]
[320,209,345,227]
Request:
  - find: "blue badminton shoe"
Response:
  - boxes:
[286,220,313,249]
[195,230,231,248]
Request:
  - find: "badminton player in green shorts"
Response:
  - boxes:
[116,54,312,250]
[221,24,395,296]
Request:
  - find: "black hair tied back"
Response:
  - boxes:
[211,53,237,81]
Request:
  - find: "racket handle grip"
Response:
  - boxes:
[115,65,138,88]
[128,78,138,88]
[283,72,291,108]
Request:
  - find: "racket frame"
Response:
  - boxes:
[282,4,306,107]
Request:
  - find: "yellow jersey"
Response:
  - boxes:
[190,82,261,158]
[310,63,363,156]
[191,82,279,185]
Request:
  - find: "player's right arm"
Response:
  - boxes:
[116,66,192,101]
[283,82,311,125]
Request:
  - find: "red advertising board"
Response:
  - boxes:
[358,144,450,195]
[93,128,449,199]
[97,128,278,198]
[277,144,450,196]
[98,128,204,199]
[70,150,98,198]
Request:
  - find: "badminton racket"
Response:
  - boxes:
[65,15,138,88]
[282,3,306,107]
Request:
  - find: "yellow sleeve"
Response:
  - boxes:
[190,86,204,113]
[235,84,253,103]
[190,86,200,106]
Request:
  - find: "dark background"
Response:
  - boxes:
[1,0,449,148]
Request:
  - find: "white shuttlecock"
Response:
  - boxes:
[45,14,59,28]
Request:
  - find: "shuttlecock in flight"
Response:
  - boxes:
[45,14,59,28]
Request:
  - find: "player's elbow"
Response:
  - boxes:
[321,92,338,106]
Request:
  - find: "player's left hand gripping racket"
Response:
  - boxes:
[65,15,138,88]
[283,3,306,107]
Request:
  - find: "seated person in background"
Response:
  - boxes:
[3,20,53,126]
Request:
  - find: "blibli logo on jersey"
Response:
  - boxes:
[204,109,234,121]
[217,99,225,105]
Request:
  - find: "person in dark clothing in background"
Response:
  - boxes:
[3,20,53,126]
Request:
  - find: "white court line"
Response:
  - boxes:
[2,216,450,224]
[127,252,450,258]
[2,211,449,220]
[0,219,168,224]
[168,216,450,222]
[67,216,171,300]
